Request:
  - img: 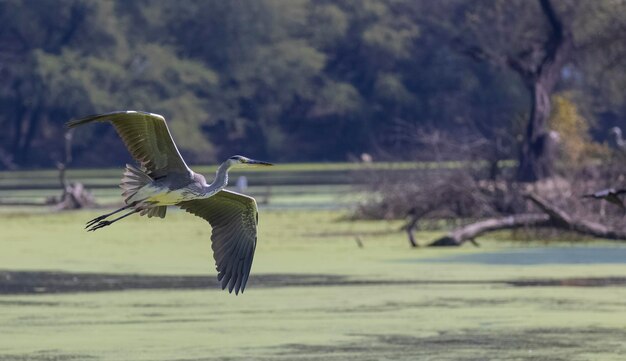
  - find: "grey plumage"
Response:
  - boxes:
[179,190,258,293]
[67,110,272,294]
[68,111,191,178]
[582,188,626,213]
[611,127,625,150]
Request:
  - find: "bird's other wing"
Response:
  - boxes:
[585,188,612,198]
[67,111,191,179]
[177,190,258,294]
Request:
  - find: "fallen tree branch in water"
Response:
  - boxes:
[427,193,626,246]
[429,214,551,246]
[526,193,626,242]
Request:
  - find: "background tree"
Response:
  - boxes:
[436,0,626,181]
[0,0,624,169]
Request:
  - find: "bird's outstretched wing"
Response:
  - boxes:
[67,111,190,179]
[177,190,258,294]
[582,188,612,199]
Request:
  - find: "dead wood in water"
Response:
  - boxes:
[0,130,96,210]
[526,193,626,242]
[429,214,552,246]
[428,193,626,246]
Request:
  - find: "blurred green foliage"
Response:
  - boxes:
[0,0,624,168]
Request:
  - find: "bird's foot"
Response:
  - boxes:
[85,214,108,229]
[87,220,111,232]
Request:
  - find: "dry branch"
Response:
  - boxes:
[429,214,551,246]
[427,193,626,246]
[526,193,626,241]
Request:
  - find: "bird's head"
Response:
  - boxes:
[227,155,273,168]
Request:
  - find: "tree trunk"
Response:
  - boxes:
[452,0,572,182]
[515,0,573,182]
[516,78,556,182]
[11,95,25,164]
[17,104,42,165]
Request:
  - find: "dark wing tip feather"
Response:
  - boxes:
[66,114,101,128]
[66,110,160,129]
[178,191,258,296]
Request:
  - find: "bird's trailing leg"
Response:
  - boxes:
[85,203,136,229]
[87,208,140,232]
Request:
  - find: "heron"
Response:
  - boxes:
[67,110,273,294]
[610,127,625,150]
[582,188,626,214]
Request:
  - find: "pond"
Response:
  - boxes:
[415,246,626,265]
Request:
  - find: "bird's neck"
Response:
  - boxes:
[203,161,232,196]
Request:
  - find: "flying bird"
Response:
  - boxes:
[582,188,626,214]
[610,127,625,150]
[67,111,273,294]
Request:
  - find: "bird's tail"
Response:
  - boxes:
[140,206,167,218]
[120,164,152,203]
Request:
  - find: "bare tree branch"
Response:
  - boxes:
[427,193,626,247]
[537,0,572,77]
[539,0,564,41]
[429,214,551,246]
[526,193,626,241]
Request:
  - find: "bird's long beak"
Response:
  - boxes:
[246,159,273,166]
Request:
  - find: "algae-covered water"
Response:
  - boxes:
[1,209,626,360]
[413,246,626,265]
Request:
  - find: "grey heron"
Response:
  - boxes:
[67,111,273,294]
[610,127,625,150]
[582,188,626,214]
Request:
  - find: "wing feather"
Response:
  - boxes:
[67,111,190,179]
[177,189,258,295]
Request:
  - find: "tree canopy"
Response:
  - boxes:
[0,0,624,171]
